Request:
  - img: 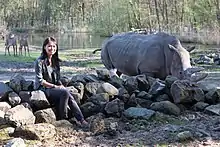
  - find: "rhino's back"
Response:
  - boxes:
[101,32,177,76]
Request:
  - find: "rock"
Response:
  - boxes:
[4,137,26,147]
[150,101,181,116]
[165,75,178,88]
[117,88,130,103]
[85,82,103,96]
[13,123,56,140]
[84,74,100,82]
[136,91,152,100]
[205,88,220,104]
[171,80,204,104]
[106,122,118,136]
[96,69,110,81]
[109,75,124,88]
[18,91,31,103]
[30,90,50,111]
[194,55,213,65]
[0,82,13,101]
[124,77,139,93]
[0,102,11,112]
[148,80,166,96]
[66,86,78,93]
[70,74,87,84]
[60,76,70,87]
[177,131,193,141]
[70,82,84,101]
[204,104,220,115]
[4,105,35,127]
[81,102,101,118]
[126,93,138,108]
[34,108,56,123]
[96,82,118,96]
[88,93,109,108]
[22,80,34,91]
[0,110,7,125]
[104,98,124,117]
[193,102,209,111]
[8,73,25,93]
[8,92,21,106]
[123,107,155,119]
[155,94,170,102]
[88,113,105,135]
[136,98,153,108]
[136,74,150,92]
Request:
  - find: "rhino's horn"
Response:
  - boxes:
[185,67,208,82]
[190,73,208,82]
[187,67,205,74]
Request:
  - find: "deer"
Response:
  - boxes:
[0,25,7,40]
[5,33,17,56]
[19,34,30,56]
[0,32,4,40]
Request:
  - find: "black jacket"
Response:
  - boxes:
[34,56,62,90]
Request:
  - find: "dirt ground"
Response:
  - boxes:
[0,61,220,147]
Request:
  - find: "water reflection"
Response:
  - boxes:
[28,32,219,51]
[29,32,107,50]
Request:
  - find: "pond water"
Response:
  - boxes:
[28,32,220,52]
[28,32,107,50]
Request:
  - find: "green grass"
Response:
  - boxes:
[0,48,101,63]
[0,52,39,63]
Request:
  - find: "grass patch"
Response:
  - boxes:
[0,53,38,63]
[0,48,100,63]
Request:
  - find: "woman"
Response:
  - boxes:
[34,37,88,126]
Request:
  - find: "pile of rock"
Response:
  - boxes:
[193,52,220,65]
[0,70,220,146]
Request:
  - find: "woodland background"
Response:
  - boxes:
[0,0,220,43]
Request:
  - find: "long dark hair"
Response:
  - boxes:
[41,37,61,68]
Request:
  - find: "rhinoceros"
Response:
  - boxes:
[96,32,207,81]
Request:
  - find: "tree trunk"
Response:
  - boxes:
[164,0,169,31]
[154,0,161,31]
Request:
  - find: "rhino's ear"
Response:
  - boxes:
[187,46,195,52]
[168,44,178,51]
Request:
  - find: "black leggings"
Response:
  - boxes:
[44,88,84,121]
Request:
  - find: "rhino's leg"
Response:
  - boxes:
[109,69,118,77]
[116,70,122,77]
[141,72,156,79]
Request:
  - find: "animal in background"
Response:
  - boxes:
[0,26,7,40]
[19,34,30,56]
[5,33,17,56]
[0,32,4,40]
[99,32,207,82]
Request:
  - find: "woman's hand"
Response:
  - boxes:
[55,85,66,89]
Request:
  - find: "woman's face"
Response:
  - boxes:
[45,41,57,56]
